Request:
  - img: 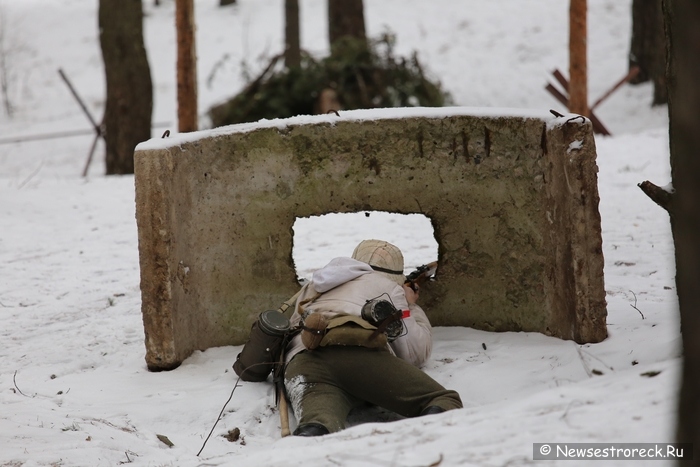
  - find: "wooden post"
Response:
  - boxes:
[284,0,301,68]
[328,0,367,52]
[569,0,588,116]
[176,0,198,132]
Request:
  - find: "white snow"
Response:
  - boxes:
[137,105,555,151]
[567,139,584,154]
[0,1,678,466]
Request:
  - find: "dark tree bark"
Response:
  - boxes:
[630,0,668,105]
[176,0,198,132]
[99,0,153,175]
[661,0,700,461]
[285,0,301,68]
[569,0,588,116]
[328,0,366,51]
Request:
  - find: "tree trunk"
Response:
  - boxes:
[630,0,668,105]
[284,0,301,68]
[569,0,588,116]
[176,0,198,132]
[99,0,153,175]
[328,0,366,51]
[662,0,700,461]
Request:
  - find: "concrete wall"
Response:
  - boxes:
[134,110,607,371]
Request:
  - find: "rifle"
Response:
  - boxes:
[405,261,438,291]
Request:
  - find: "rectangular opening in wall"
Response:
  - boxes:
[292,211,438,282]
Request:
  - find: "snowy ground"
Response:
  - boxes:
[0,1,680,466]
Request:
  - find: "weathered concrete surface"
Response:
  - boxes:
[134,110,607,371]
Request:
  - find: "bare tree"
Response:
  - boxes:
[0,3,15,117]
[630,0,667,105]
[99,0,153,175]
[176,0,198,132]
[0,3,29,118]
[569,0,588,116]
[285,0,301,68]
[328,0,366,51]
[661,0,700,460]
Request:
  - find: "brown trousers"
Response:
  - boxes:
[284,345,463,433]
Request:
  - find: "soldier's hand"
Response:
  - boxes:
[402,283,419,305]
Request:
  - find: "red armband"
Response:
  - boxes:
[401,309,411,319]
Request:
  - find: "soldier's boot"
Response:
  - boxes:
[420,406,446,416]
[293,423,330,437]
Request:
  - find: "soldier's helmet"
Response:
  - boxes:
[351,239,405,286]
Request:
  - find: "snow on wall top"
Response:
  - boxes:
[136,106,582,151]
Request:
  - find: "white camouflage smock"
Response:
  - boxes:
[285,257,433,367]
